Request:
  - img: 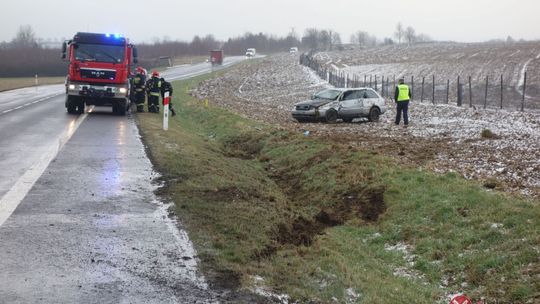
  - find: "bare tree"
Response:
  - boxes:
[351,31,377,47]
[302,28,320,50]
[319,30,332,50]
[405,26,416,45]
[383,37,394,45]
[416,33,432,43]
[394,22,404,44]
[331,32,342,47]
[12,25,38,48]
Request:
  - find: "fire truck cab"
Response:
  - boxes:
[62,32,138,115]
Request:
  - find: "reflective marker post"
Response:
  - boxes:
[163,91,169,131]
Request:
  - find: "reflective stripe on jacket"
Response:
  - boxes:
[148,77,162,96]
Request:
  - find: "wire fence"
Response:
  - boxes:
[300,53,540,111]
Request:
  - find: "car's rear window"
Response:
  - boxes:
[314,89,341,100]
[365,90,380,98]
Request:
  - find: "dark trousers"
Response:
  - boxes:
[148,95,160,112]
[135,91,145,112]
[395,101,409,125]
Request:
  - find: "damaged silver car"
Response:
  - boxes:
[291,88,387,123]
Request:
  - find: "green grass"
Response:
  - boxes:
[137,71,540,303]
[0,76,65,91]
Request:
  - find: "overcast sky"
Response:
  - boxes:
[1,0,539,43]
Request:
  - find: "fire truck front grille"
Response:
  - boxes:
[80,69,116,80]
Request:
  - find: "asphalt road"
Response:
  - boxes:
[0,57,247,303]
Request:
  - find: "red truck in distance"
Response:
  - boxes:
[62,32,138,115]
[210,50,224,66]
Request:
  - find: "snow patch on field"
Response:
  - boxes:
[194,53,540,198]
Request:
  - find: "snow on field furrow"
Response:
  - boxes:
[194,53,540,198]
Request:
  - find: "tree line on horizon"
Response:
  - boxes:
[0,24,528,77]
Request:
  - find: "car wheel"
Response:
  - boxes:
[368,107,380,122]
[325,109,338,123]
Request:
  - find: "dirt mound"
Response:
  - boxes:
[222,132,265,159]
[276,185,386,247]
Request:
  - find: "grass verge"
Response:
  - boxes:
[136,72,539,303]
[0,76,64,92]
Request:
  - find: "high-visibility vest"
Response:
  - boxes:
[397,84,410,102]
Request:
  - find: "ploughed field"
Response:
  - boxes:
[322,42,540,109]
[193,50,540,199]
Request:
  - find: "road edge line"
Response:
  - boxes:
[0,110,89,227]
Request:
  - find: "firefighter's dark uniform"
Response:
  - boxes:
[146,76,161,113]
[132,73,146,112]
[160,78,176,116]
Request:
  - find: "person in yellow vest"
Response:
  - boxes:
[394,78,411,127]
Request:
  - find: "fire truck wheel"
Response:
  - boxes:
[76,101,85,114]
[66,96,77,114]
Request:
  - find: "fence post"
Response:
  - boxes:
[446,79,449,104]
[432,75,435,104]
[386,77,390,97]
[521,71,526,112]
[375,75,378,92]
[421,77,425,102]
[381,76,385,96]
[369,75,372,88]
[412,76,415,101]
[500,74,503,109]
[484,76,488,109]
[468,76,472,107]
[457,76,462,106]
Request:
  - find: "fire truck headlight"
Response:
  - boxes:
[68,84,76,90]
[119,87,128,94]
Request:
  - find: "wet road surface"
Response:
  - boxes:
[0,58,250,303]
[0,110,218,303]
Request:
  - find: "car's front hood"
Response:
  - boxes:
[295,99,334,108]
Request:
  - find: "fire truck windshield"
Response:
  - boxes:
[74,43,125,63]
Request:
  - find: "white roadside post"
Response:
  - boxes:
[163,91,170,131]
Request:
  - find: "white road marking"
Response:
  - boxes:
[0,110,89,227]
[0,93,62,116]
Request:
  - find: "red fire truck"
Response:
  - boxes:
[61,32,138,115]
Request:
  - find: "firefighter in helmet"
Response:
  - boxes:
[146,71,162,113]
[160,77,176,116]
[132,67,146,112]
